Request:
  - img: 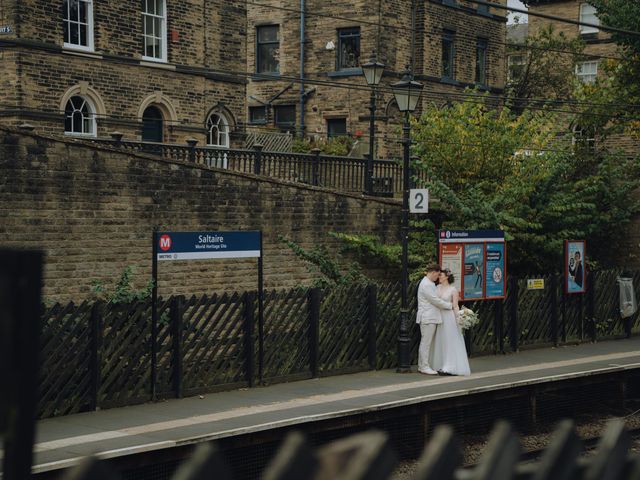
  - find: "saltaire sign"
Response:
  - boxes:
[156,231,261,260]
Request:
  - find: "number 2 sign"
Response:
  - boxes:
[409,189,429,213]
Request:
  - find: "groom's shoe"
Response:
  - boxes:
[419,367,438,375]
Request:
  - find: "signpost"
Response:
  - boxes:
[438,230,506,301]
[151,230,263,398]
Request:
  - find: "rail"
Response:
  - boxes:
[87,137,427,197]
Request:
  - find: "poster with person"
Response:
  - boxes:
[463,244,484,299]
[565,240,586,294]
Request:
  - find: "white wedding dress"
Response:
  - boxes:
[431,285,471,376]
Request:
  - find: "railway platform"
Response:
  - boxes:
[9,336,640,478]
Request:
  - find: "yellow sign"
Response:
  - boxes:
[527,279,545,290]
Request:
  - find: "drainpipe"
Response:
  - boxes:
[299,0,305,138]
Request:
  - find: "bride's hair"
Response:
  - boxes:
[442,269,455,285]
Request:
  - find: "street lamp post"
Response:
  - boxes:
[361,51,385,195]
[391,67,423,372]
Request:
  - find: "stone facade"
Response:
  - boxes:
[246,0,507,158]
[0,0,247,146]
[0,126,402,301]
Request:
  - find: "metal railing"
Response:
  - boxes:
[88,137,427,197]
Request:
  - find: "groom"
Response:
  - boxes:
[416,263,453,375]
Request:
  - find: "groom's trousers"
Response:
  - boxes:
[418,323,438,371]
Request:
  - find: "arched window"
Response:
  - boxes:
[206,113,230,148]
[142,106,164,142]
[64,95,96,136]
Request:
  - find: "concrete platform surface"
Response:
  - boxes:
[5,337,640,474]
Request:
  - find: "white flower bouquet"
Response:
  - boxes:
[457,307,479,331]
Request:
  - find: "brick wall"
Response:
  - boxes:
[0,126,403,301]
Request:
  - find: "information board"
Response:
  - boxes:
[438,230,506,301]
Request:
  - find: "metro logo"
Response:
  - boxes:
[159,234,172,251]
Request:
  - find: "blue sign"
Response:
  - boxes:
[439,229,505,243]
[156,231,261,261]
[485,243,505,298]
[463,244,484,299]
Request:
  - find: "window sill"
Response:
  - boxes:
[65,132,97,138]
[140,60,175,70]
[251,73,281,81]
[440,77,459,86]
[327,68,363,78]
[63,46,101,59]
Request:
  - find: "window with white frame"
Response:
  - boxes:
[63,0,94,51]
[572,124,595,152]
[64,95,96,136]
[142,0,167,61]
[206,113,230,148]
[576,61,598,83]
[579,3,599,34]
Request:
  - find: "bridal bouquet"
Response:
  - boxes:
[458,307,479,331]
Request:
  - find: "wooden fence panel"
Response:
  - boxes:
[319,284,370,375]
[155,297,175,398]
[262,288,312,382]
[38,302,92,418]
[464,299,499,355]
[181,293,247,395]
[593,269,627,339]
[516,275,554,347]
[98,300,152,408]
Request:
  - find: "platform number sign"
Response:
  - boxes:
[409,189,429,213]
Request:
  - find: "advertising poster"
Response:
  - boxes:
[485,243,505,298]
[463,244,484,299]
[565,240,586,294]
[440,243,463,291]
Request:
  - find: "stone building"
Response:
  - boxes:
[246,0,508,158]
[526,0,639,156]
[0,0,247,147]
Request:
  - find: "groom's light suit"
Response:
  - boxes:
[416,276,452,372]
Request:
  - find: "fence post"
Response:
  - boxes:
[587,272,597,342]
[253,143,263,176]
[311,148,321,186]
[550,275,559,347]
[186,138,198,163]
[171,295,184,398]
[493,299,503,354]
[367,284,377,370]
[509,276,519,352]
[309,288,321,378]
[90,301,104,411]
[244,292,255,388]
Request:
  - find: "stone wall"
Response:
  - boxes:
[0,126,402,301]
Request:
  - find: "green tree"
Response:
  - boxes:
[411,95,640,273]
[506,25,585,111]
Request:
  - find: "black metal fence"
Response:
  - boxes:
[88,138,427,197]
[37,270,640,419]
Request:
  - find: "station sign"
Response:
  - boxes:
[438,230,506,301]
[156,231,261,261]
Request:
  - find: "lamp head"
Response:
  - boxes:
[362,50,385,86]
[391,66,424,112]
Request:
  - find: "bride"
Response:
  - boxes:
[431,269,471,376]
